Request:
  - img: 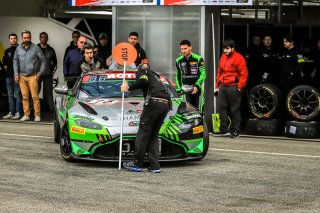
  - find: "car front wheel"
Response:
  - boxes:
[60,123,75,162]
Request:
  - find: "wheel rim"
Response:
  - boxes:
[290,89,319,117]
[250,87,276,117]
[60,125,72,156]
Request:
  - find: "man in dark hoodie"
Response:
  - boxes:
[63,30,80,60]
[128,32,149,66]
[97,33,111,68]
[37,32,57,114]
[2,33,22,120]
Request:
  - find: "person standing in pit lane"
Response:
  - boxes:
[175,40,206,111]
[121,64,170,173]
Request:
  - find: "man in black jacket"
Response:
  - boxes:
[2,33,22,119]
[121,64,170,173]
[279,34,305,92]
[128,32,149,66]
[37,32,57,114]
[63,30,80,60]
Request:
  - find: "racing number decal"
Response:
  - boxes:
[71,126,86,135]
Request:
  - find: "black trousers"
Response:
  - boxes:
[133,100,169,169]
[217,85,243,133]
[185,91,201,109]
[38,75,54,112]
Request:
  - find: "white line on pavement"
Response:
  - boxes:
[210,148,320,159]
[0,132,53,139]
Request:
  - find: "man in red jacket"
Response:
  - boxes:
[214,39,248,138]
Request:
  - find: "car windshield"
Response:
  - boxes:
[78,73,177,99]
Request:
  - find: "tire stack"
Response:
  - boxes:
[246,84,284,136]
[285,85,320,139]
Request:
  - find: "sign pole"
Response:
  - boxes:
[119,60,127,170]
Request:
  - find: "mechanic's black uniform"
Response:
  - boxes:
[279,47,305,92]
[244,45,261,89]
[300,50,317,87]
[257,46,280,84]
[128,68,170,170]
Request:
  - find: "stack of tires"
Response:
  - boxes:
[285,85,320,139]
[246,84,284,136]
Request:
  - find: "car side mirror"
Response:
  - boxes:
[54,85,69,95]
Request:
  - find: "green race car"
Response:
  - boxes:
[54,70,209,162]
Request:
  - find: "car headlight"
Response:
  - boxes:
[178,118,202,130]
[75,120,102,130]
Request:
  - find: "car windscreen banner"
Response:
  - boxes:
[69,0,252,6]
[82,73,136,82]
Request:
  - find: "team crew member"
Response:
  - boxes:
[80,44,101,73]
[214,39,248,138]
[256,35,280,84]
[121,64,170,173]
[63,30,80,60]
[127,32,149,66]
[175,40,206,111]
[279,34,305,91]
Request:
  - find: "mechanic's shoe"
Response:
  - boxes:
[20,115,30,122]
[12,112,21,120]
[230,131,240,138]
[3,112,13,119]
[213,131,230,137]
[123,161,142,172]
[34,116,41,122]
[148,168,161,173]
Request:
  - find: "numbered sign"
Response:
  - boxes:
[112,42,137,66]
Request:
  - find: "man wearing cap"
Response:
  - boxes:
[97,33,111,69]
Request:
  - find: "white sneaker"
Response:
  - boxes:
[3,112,13,119]
[34,116,41,122]
[20,115,30,121]
[12,112,21,120]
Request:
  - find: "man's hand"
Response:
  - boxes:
[192,86,198,95]
[14,75,19,83]
[35,73,40,81]
[214,89,219,97]
[121,81,129,92]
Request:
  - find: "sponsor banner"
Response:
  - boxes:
[82,73,136,82]
[70,0,252,6]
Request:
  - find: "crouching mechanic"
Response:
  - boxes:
[121,64,170,173]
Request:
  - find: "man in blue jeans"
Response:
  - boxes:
[2,33,22,119]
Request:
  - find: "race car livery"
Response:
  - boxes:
[54,70,209,162]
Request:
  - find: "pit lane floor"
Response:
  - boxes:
[0,121,320,212]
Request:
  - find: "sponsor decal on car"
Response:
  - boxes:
[73,114,94,121]
[193,125,204,134]
[71,126,86,134]
[82,73,136,82]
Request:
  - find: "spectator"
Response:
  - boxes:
[80,44,101,73]
[37,32,57,114]
[175,40,206,111]
[93,44,103,66]
[63,35,87,88]
[63,30,80,60]
[214,39,248,138]
[128,32,149,66]
[2,33,22,119]
[97,33,111,68]
[245,35,262,89]
[13,30,45,122]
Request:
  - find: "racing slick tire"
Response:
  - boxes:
[246,118,284,136]
[54,111,61,144]
[60,123,76,162]
[287,85,320,121]
[248,83,281,119]
[285,120,320,139]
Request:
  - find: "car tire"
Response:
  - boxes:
[248,83,281,119]
[285,120,320,139]
[54,111,61,144]
[287,85,320,121]
[60,123,75,162]
[246,118,284,136]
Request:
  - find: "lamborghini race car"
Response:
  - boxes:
[54,70,209,162]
